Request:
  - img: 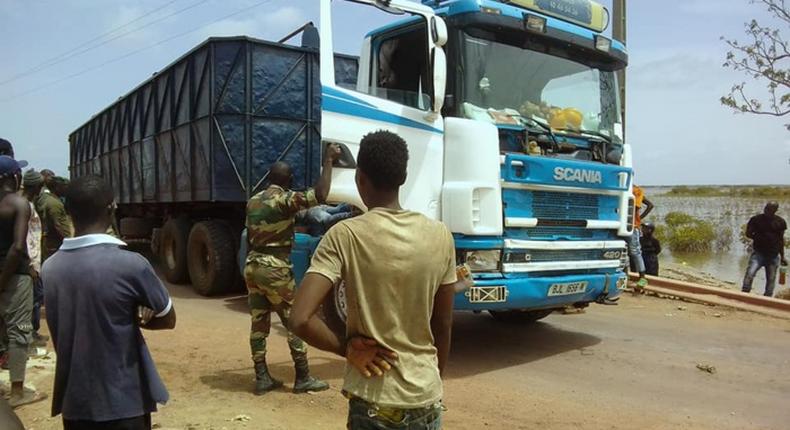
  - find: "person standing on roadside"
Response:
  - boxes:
[243,144,340,395]
[291,131,457,430]
[43,175,175,430]
[742,202,787,297]
[36,176,73,261]
[0,156,42,407]
[629,185,654,291]
[640,222,661,276]
[21,170,47,346]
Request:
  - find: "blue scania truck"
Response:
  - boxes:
[71,0,633,324]
[313,0,633,323]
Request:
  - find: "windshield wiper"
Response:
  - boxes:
[554,128,613,144]
[520,117,560,152]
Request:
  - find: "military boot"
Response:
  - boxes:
[254,361,283,395]
[293,356,329,394]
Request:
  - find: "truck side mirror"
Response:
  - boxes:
[432,47,447,113]
[431,16,448,47]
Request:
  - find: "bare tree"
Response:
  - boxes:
[721,0,790,130]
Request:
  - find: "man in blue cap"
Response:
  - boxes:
[0,155,43,407]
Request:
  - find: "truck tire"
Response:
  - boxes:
[321,280,347,337]
[160,217,192,284]
[120,217,155,238]
[187,220,236,296]
[489,309,555,323]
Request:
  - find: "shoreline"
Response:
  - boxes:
[655,260,790,300]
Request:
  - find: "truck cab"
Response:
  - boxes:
[318,0,633,323]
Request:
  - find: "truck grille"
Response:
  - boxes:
[532,191,599,220]
[528,249,602,262]
[526,227,594,239]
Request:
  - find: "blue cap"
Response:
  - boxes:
[0,156,27,178]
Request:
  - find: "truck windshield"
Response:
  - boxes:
[462,33,622,141]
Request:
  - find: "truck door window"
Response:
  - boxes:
[371,25,431,110]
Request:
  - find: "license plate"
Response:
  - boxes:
[548,281,588,297]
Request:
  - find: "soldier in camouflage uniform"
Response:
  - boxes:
[35,176,73,260]
[245,144,340,395]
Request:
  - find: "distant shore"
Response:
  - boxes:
[646,185,790,198]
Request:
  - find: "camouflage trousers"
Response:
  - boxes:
[244,254,308,364]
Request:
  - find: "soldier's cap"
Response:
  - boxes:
[0,156,27,179]
[51,176,70,186]
[23,169,44,187]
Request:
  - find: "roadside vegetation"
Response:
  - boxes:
[662,186,790,198]
[655,211,719,253]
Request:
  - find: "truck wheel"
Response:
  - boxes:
[489,309,555,323]
[120,217,155,238]
[321,280,347,336]
[160,217,192,284]
[187,221,236,296]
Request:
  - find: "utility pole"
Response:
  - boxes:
[612,0,626,138]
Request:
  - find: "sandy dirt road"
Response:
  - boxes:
[15,279,790,430]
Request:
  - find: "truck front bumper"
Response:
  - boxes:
[454,272,626,311]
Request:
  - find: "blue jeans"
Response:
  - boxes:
[628,229,646,274]
[347,398,442,430]
[742,252,780,297]
[304,203,353,236]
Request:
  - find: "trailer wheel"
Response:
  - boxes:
[489,309,555,323]
[321,280,347,337]
[187,220,236,296]
[160,217,192,284]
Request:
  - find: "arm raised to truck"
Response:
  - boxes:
[314,143,341,203]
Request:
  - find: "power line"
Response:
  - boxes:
[0,0,273,102]
[0,0,183,85]
[0,0,210,86]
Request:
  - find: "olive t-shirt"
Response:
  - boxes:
[307,208,456,408]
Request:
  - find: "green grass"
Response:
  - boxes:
[663,186,790,198]
[658,212,720,252]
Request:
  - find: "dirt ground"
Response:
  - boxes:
[12,276,790,430]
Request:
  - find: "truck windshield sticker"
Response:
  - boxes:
[535,0,593,24]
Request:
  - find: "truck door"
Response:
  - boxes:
[319,0,447,218]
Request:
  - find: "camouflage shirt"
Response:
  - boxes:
[246,185,318,260]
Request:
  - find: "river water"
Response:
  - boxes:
[642,188,790,294]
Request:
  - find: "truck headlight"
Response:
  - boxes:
[465,250,501,272]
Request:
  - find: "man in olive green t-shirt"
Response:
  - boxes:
[292,130,456,429]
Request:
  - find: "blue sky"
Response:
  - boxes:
[1,0,788,185]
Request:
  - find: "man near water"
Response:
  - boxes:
[630,185,654,290]
[243,144,340,395]
[742,202,787,297]
[292,131,457,429]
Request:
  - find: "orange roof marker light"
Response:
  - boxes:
[507,0,610,33]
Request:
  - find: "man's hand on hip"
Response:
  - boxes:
[346,336,398,378]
